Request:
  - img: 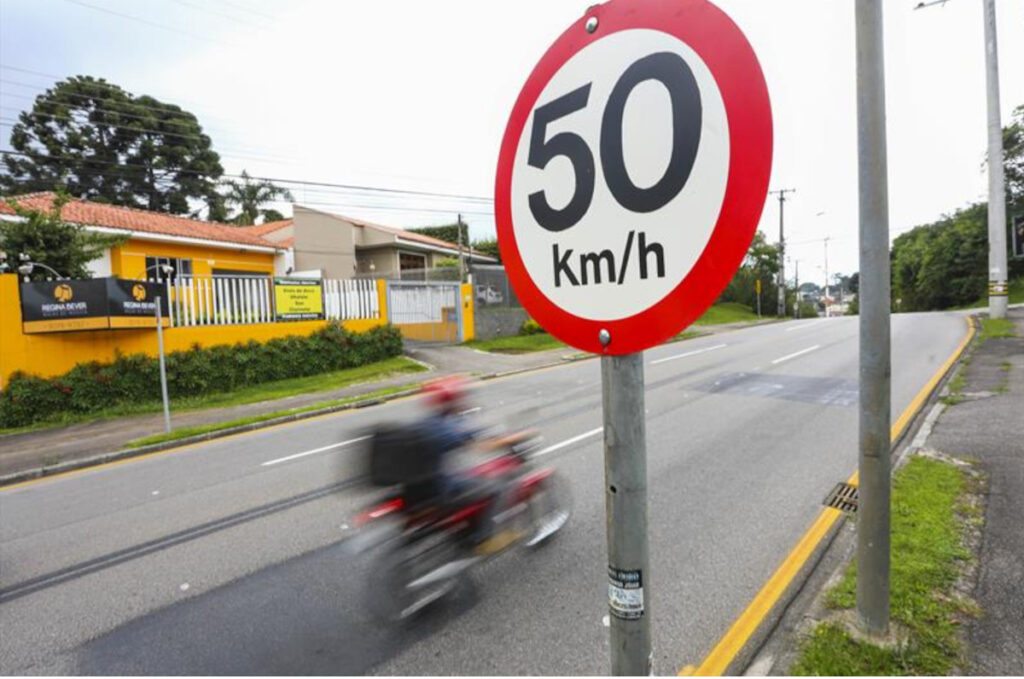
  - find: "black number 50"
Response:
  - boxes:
[527,51,703,233]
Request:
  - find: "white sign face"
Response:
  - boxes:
[509,29,730,322]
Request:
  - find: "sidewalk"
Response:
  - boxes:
[926,307,1024,675]
[0,343,576,481]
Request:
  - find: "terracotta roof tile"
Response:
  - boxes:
[240,219,293,236]
[0,192,281,249]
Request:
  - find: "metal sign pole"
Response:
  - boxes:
[601,349,651,675]
[855,0,891,637]
[154,295,172,434]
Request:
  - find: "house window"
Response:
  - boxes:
[399,252,427,281]
[145,256,192,281]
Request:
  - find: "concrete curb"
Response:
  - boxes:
[0,318,783,488]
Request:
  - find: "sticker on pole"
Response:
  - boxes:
[608,566,644,620]
[495,0,772,355]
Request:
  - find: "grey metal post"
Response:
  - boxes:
[855,0,891,637]
[601,352,651,675]
[154,295,172,434]
[983,0,1008,319]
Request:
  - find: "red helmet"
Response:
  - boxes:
[422,376,468,410]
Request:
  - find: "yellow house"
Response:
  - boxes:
[0,191,283,279]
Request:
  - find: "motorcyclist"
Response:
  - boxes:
[416,377,517,556]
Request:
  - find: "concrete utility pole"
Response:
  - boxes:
[824,237,831,318]
[913,0,1008,316]
[769,189,796,316]
[855,0,892,638]
[456,214,466,284]
[794,260,801,319]
[983,0,1008,318]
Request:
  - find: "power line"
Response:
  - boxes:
[0,66,238,125]
[213,0,276,23]
[0,121,299,167]
[0,149,494,204]
[169,0,270,32]
[60,0,211,43]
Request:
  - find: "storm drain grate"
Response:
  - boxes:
[823,482,859,515]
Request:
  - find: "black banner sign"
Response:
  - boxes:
[20,278,169,333]
[107,279,168,328]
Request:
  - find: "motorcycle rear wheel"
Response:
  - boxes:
[366,530,466,623]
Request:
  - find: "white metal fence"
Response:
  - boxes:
[323,278,379,321]
[162,276,380,327]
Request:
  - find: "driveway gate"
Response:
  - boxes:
[386,280,461,342]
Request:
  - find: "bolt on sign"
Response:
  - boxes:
[20,278,168,333]
[273,278,325,321]
[496,0,772,355]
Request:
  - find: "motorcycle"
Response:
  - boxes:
[347,429,570,622]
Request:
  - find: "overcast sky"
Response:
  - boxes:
[1,0,1022,280]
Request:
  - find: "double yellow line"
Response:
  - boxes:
[683,316,976,676]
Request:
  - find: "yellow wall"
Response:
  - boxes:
[460,283,474,342]
[0,274,385,389]
[111,239,275,279]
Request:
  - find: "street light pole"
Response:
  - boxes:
[983,0,1008,318]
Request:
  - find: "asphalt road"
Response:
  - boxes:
[0,312,967,675]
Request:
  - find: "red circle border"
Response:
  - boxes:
[495,0,773,355]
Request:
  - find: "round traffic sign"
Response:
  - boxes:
[495,0,772,355]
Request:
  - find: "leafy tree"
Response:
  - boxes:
[471,237,500,261]
[1,190,124,280]
[891,203,988,311]
[1,76,225,218]
[408,222,468,247]
[1001,104,1023,217]
[719,231,781,313]
[221,170,293,225]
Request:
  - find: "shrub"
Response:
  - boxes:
[0,322,404,428]
[519,318,544,335]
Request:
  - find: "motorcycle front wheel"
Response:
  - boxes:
[525,471,571,547]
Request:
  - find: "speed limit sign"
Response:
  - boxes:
[495,0,772,355]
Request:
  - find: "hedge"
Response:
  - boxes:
[0,322,403,428]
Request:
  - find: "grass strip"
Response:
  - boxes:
[791,456,976,676]
[0,357,427,437]
[978,317,1017,341]
[466,303,764,354]
[465,333,566,354]
[693,302,764,325]
[124,382,423,449]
